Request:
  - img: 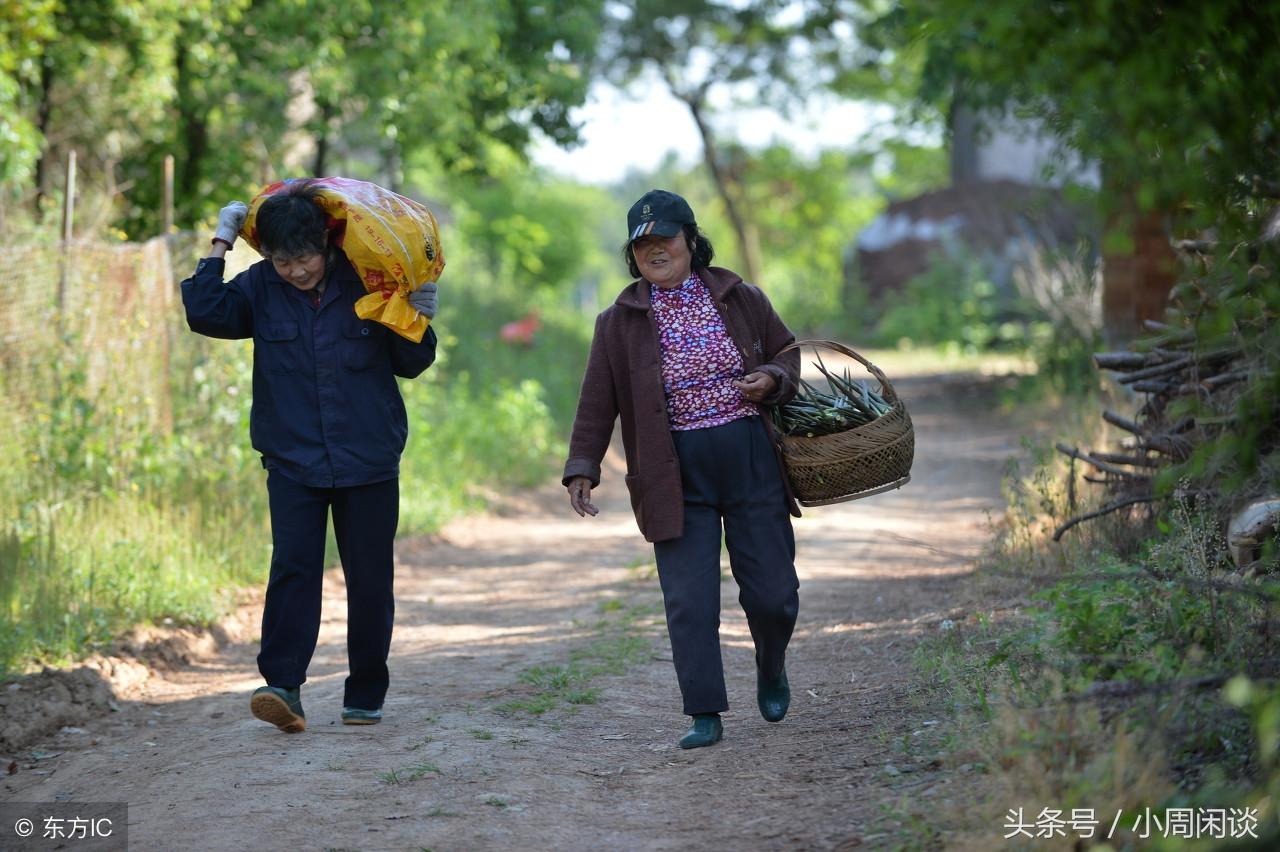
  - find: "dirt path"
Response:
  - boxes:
[2,367,1023,851]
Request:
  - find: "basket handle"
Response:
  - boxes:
[775,339,900,405]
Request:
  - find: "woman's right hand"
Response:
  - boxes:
[567,476,599,518]
[214,201,249,247]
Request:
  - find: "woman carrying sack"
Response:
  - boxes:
[182,180,439,732]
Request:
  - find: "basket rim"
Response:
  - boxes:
[796,475,911,506]
[777,339,899,404]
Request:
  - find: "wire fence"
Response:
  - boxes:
[0,231,271,675]
[0,234,258,445]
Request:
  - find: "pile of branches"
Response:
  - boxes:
[1052,322,1250,542]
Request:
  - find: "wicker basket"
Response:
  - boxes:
[774,340,914,506]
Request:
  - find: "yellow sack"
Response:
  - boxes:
[241,177,445,342]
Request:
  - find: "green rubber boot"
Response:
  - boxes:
[678,714,724,749]
[341,707,383,725]
[757,667,790,723]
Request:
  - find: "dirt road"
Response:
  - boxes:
[1,367,1023,850]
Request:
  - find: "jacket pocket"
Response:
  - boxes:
[259,321,300,374]
[342,319,379,371]
[623,472,645,532]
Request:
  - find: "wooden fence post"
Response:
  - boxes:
[155,237,175,434]
[57,149,77,310]
[162,155,174,235]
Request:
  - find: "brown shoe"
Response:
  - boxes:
[250,686,306,733]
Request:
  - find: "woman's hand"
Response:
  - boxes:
[733,371,777,402]
[214,201,248,247]
[566,476,599,517]
[408,282,438,319]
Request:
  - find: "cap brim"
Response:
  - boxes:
[628,220,685,242]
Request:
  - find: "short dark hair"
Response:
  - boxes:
[256,180,328,258]
[622,223,715,279]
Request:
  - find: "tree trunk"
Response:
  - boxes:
[312,100,334,176]
[681,94,762,284]
[1101,187,1179,345]
[33,55,55,217]
[948,98,980,185]
[174,35,209,223]
[382,141,401,194]
[313,130,329,178]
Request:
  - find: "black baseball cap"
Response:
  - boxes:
[627,190,695,243]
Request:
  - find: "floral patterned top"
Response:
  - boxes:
[651,273,759,430]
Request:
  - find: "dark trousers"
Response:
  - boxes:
[653,416,799,716]
[258,470,399,710]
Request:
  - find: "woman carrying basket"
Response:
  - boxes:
[563,189,802,749]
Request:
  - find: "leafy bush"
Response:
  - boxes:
[871,248,1102,400]
[0,232,584,675]
[399,373,563,533]
[873,252,1024,352]
[0,324,269,674]
[905,424,1279,843]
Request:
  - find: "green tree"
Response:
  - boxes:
[596,0,884,285]
[0,0,57,193]
[879,1,1280,229]
[2,1,605,236]
[740,145,888,331]
[1,0,178,222]
[211,0,603,210]
[866,2,1280,343]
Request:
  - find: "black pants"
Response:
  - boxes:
[258,470,399,710]
[653,416,799,716]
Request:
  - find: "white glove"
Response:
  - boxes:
[214,201,249,246]
[408,282,438,319]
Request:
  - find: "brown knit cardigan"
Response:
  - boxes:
[562,266,802,542]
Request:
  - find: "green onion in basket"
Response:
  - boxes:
[770,352,893,438]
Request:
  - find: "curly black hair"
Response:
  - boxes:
[622,223,715,279]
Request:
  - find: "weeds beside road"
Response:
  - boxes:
[0,238,581,674]
[894,387,1280,849]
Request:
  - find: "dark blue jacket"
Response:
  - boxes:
[181,252,437,488]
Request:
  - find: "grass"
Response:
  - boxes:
[499,666,600,715]
[0,420,273,673]
[378,761,442,785]
[0,239,591,676]
[423,807,459,819]
[397,371,564,535]
[909,614,1002,721]
[890,408,1280,846]
[624,556,657,583]
[873,800,944,851]
[497,601,659,717]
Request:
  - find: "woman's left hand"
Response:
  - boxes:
[408,282,438,319]
[733,371,777,402]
